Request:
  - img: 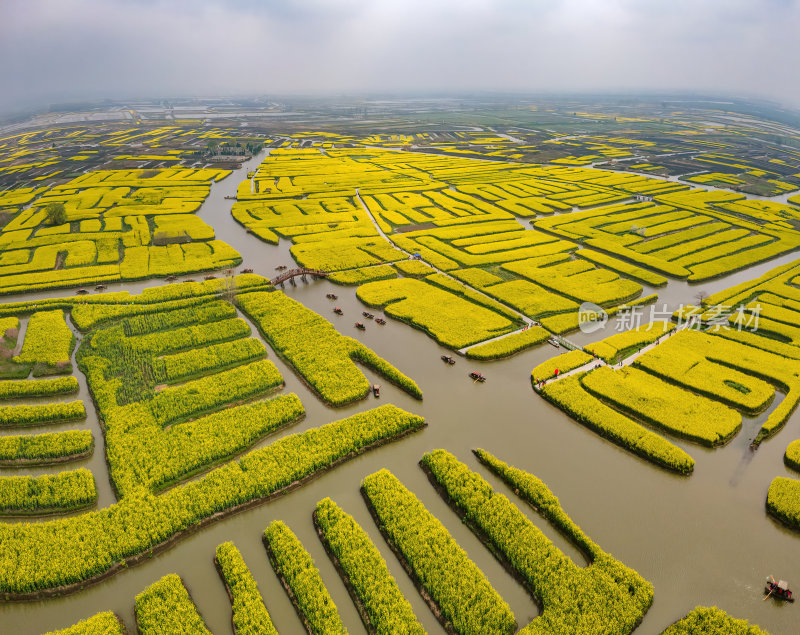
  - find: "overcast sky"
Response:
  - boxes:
[2,0,799,113]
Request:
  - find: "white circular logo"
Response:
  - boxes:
[578,302,608,334]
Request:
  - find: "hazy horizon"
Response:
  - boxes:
[2,0,799,115]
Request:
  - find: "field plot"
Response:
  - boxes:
[0,273,427,597]
[538,324,800,474]
[264,520,348,634]
[533,196,800,281]
[233,149,665,336]
[74,283,418,495]
[327,263,398,285]
[102,449,656,634]
[13,310,75,376]
[662,606,769,634]
[0,308,93,515]
[135,574,212,634]
[314,497,426,634]
[232,146,800,352]
[0,401,426,597]
[38,445,769,635]
[423,449,654,634]
[357,277,519,348]
[668,259,800,533]
[0,167,240,296]
[77,294,299,496]
[234,149,716,344]
[684,152,800,196]
[237,289,421,405]
[215,541,279,635]
[41,612,125,635]
[363,468,518,635]
[466,326,551,360]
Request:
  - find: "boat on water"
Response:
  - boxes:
[765,576,794,602]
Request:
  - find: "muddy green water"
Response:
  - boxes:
[2,151,799,634]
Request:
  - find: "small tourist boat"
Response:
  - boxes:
[76,289,88,295]
[183,279,195,283]
[373,384,380,397]
[275,265,288,271]
[224,195,237,200]
[469,371,486,382]
[203,275,215,281]
[547,338,561,349]
[333,307,343,315]
[326,293,338,300]
[355,322,366,330]
[441,355,455,365]
[95,284,106,291]
[166,275,178,282]
[765,576,794,602]
[375,318,386,325]
[241,268,253,274]
[362,312,374,319]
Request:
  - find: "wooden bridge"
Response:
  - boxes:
[270,268,329,287]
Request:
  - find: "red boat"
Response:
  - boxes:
[355,322,366,330]
[333,307,343,315]
[469,371,486,382]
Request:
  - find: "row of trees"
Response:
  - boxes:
[204,140,263,157]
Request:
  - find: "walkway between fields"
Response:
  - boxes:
[355,187,539,335]
[536,316,699,388]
